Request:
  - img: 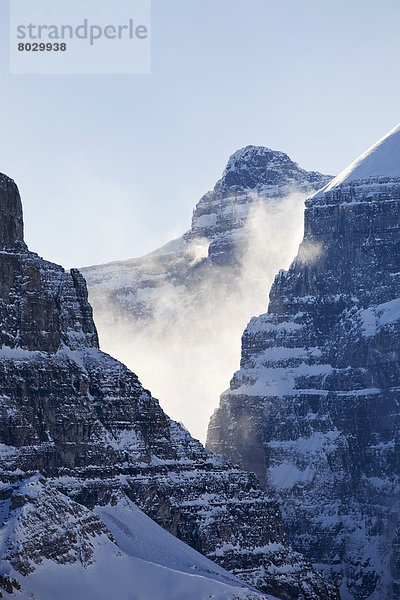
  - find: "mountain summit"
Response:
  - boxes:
[207,123,400,599]
[218,145,327,192]
[189,146,330,250]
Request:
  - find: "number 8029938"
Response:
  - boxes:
[18,43,67,52]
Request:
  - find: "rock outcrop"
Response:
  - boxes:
[207,124,400,599]
[82,147,331,441]
[0,174,336,599]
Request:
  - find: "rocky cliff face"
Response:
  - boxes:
[0,174,336,599]
[188,145,330,266]
[207,124,400,600]
[81,147,331,441]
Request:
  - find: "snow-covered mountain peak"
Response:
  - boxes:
[224,145,287,174]
[188,146,331,243]
[314,122,400,197]
[219,145,328,193]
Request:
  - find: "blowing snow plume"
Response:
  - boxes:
[81,146,332,442]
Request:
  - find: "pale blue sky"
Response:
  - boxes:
[1,0,400,267]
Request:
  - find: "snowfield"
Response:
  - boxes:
[2,498,273,600]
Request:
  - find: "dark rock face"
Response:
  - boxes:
[0,174,24,250]
[0,175,336,599]
[207,128,400,599]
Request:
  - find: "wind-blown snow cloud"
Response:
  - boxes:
[88,191,308,443]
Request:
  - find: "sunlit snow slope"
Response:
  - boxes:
[5,495,268,600]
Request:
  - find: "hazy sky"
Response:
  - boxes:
[1,0,400,267]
